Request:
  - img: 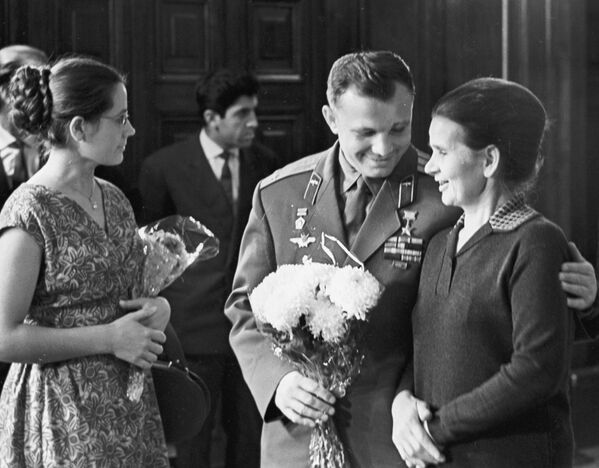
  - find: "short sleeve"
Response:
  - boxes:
[0,186,46,249]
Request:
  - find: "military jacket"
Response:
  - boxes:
[225,143,460,467]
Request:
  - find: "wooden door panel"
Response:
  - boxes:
[249,1,303,80]
[259,113,304,165]
[156,0,210,77]
[149,0,321,167]
[56,0,112,60]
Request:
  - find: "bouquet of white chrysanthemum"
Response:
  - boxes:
[249,234,383,468]
[127,215,219,402]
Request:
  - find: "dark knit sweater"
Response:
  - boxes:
[413,199,574,467]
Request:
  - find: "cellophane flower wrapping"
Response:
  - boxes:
[249,253,383,468]
[126,215,219,402]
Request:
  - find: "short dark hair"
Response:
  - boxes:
[432,77,547,193]
[195,69,259,127]
[8,55,125,146]
[326,50,414,106]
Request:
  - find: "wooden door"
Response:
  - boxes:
[3,0,593,259]
[1,0,338,190]
[127,0,334,182]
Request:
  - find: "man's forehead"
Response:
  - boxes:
[334,82,412,103]
[335,87,412,111]
[335,89,413,121]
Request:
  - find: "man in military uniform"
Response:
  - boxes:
[225,51,597,467]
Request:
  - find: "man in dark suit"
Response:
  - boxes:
[139,69,279,468]
[224,51,598,468]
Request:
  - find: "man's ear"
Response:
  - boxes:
[483,145,501,179]
[322,105,338,135]
[68,116,87,143]
[203,109,219,128]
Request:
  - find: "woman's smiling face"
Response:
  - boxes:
[425,115,487,209]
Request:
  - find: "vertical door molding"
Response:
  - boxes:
[506,0,588,249]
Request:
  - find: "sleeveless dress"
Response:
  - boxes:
[0,180,169,467]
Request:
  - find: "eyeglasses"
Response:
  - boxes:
[101,112,130,127]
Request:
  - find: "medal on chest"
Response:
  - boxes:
[383,175,425,269]
[289,173,322,249]
[290,207,316,248]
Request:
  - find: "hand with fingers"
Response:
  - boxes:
[560,242,597,309]
[109,308,166,368]
[274,371,336,427]
[120,296,171,332]
[392,390,445,467]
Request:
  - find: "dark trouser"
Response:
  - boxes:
[173,354,261,468]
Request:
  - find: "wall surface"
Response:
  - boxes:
[1,0,595,263]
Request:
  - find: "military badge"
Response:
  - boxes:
[290,233,316,248]
[294,207,308,231]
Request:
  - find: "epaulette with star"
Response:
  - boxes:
[417,150,430,173]
[259,152,323,190]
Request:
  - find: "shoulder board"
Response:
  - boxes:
[259,152,322,189]
[417,149,430,173]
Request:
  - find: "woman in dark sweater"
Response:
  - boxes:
[394,78,574,467]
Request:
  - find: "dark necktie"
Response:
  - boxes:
[344,176,372,246]
[219,151,234,206]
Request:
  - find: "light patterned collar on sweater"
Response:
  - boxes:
[454,196,539,233]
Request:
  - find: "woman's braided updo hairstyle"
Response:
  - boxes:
[8,56,125,147]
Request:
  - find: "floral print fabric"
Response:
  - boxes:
[0,181,168,467]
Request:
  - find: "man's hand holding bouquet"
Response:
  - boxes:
[126,215,219,402]
[249,234,384,468]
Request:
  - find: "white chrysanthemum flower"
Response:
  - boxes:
[305,262,336,283]
[250,264,318,333]
[307,295,346,343]
[250,262,381,336]
[326,266,382,320]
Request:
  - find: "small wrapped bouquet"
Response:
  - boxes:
[249,234,383,468]
[127,215,219,402]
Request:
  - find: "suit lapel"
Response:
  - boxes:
[349,181,401,263]
[238,147,259,216]
[182,137,232,214]
[346,146,419,264]
[303,145,346,246]
[226,148,261,268]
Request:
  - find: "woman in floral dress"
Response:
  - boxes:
[0,56,170,466]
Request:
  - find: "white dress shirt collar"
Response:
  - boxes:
[199,129,239,160]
